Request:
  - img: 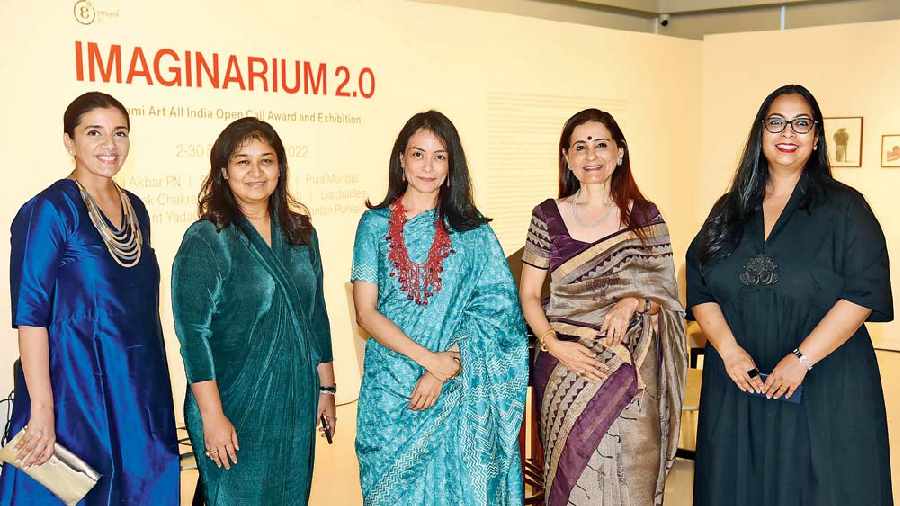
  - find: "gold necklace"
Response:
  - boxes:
[74,180,143,267]
[572,188,616,228]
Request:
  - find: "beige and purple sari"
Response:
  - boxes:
[524,199,687,506]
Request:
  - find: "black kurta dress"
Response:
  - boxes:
[686,174,893,506]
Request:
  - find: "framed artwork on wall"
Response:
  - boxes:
[823,117,863,167]
[881,134,900,167]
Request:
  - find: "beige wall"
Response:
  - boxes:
[0,0,701,413]
[699,19,900,349]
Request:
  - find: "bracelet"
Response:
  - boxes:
[319,390,336,396]
[319,385,337,393]
[791,348,813,370]
[538,329,556,352]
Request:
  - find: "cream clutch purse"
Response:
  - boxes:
[0,429,101,505]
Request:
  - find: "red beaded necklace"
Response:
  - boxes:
[387,199,454,305]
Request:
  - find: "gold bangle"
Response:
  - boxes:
[538,329,556,352]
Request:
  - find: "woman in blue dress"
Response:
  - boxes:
[352,111,529,505]
[0,92,179,505]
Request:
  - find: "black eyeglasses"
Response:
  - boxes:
[763,116,817,134]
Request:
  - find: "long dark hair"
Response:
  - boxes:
[696,84,834,264]
[367,110,489,232]
[199,117,312,244]
[558,108,649,235]
[64,91,130,136]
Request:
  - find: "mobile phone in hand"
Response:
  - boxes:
[320,414,333,444]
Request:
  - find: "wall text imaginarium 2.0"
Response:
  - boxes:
[74,41,376,99]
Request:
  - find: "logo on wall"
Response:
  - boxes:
[74,0,95,25]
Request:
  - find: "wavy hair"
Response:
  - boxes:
[199,117,312,244]
[558,108,649,237]
[367,110,489,232]
[696,84,834,264]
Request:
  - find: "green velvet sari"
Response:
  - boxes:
[172,217,333,505]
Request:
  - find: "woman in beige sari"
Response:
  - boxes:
[519,108,687,505]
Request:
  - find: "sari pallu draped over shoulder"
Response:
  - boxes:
[172,215,332,506]
[525,199,687,506]
[352,209,528,506]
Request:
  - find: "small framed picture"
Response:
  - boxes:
[881,134,900,167]
[823,117,863,167]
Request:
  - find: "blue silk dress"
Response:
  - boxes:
[351,208,529,506]
[0,179,180,505]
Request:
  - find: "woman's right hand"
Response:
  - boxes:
[545,338,605,381]
[201,412,239,470]
[423,351,461,382]
[719,343,764,393]
[16,404,55,467]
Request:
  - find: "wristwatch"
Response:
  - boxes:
[791,348,813,370]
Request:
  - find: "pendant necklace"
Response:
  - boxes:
[386,199,454,305]
[74,179,143,267]
[572,187,617,228]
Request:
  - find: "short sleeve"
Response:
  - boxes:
[171,223,224,383]
[522,204,551,270]
[10,196,67,328]
[838,196,893,322]
[685,233,716,321]
[351,212,379,283]
[308,229,334,364]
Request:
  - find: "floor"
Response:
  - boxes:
[180,350,900,505]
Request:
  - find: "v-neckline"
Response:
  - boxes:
[64,178,126,232]
[549,199,627,246]
[758,172,808,248]
[243,215,276,251]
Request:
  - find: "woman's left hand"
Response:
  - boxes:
[409,372,444,411]
[317,392,337,438]
[763,354,809,400]
[600,297,641,346]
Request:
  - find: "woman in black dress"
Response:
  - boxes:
[686,84,893,505]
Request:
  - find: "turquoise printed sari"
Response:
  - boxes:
[351,208,528,505]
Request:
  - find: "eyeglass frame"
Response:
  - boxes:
[762,115,818,135]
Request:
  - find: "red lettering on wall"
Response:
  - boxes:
[247,57,268,92]
[222,55,246,90]
[154,49,181,87]
[87,42,122,82]
[126,47,153,85]
[304,62,326,95]
[71,41,376,99]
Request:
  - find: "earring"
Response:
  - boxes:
[401,172,406,182]
[221,168,229,180]
[445,177,451,188]
[617,158,623,166]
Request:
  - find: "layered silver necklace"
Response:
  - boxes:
[74,180,143,267]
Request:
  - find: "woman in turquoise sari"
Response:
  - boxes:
[352,111,528,505]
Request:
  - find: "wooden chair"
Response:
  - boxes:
[178,426,204,505]
[507,247,547,504]
[519,341,545,504]
[676,321,706,460]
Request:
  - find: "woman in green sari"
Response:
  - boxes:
[172,117,335,505]
[352,111,529,505]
